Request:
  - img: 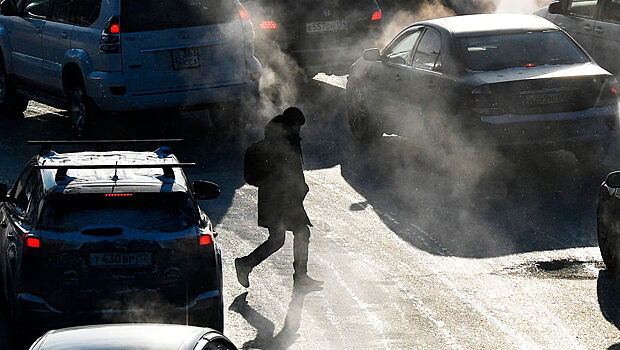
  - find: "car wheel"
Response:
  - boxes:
[347,88,382,144]
[598,203,618,271]
[0,60,28,116]
[69,82,100,136]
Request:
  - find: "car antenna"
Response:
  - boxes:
[112,161,119,182]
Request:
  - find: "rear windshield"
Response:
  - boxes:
[121,0,238,32]
[38,193,199,233]
[457,31,590,71]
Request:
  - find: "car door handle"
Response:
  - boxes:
[584,24,592,30]
[0,221,6,228]
[60,32,69,39]
[36,27,43,33]
[594,27,603,34]
[395,74,401,81]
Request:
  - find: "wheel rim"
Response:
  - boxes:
[71,88,87,133]
[348,89,370,139]
[350,109,369,139]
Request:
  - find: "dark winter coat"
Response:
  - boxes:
[248,117,311,230]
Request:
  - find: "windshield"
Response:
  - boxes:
[38,194,198,232]
[457,31,590,71]
[121,0,237,32]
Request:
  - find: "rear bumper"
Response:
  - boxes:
[16,289,222,327]
[256,37,375,73]
[468,104,619,151]
[86,66,260,112]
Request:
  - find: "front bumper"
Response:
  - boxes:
[16,289,222,327]
[468,104,619,151]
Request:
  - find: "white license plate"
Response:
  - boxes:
[90,252,152,267]
[172,48,200,70]
[306,20,347,33]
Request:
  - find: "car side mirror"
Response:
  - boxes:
[0,183,7,201]
[0,0,18,16]
[193,181,220,200]
[606,172,620,188]
[548,1,567,15]
[362,48,381,62]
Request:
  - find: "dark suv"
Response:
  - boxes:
[0,142,224,331]
[243,0,382,75]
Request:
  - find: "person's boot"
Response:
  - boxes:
[293,273,324,290]
[235,258,251,288]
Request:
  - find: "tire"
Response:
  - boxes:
[598,203,619,272]
[0,57,28,116]
[346,87,382,144]
[68,80,100,136]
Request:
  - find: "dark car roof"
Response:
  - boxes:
[36,151,190,195]
[36,324,208,350]
[418,14,558,37]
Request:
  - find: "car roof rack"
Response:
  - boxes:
[27,139,183,156]
[34,163,195,183]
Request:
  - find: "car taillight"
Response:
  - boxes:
[596,76,619,107]
[26,237,40,248]
[199,232,214,246]
[22,235,41,256]
[239,6,249,21]
[260,21,277,30]
[372,11,382,21]
[471,85,505,115]
[100,17,121,53]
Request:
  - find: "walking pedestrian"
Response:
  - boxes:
[236,107,322,289]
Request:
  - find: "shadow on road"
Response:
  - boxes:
[229,287,316,350]
[339,135,611,258]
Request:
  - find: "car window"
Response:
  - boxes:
[50,0,100,25]
[121,0,237,32]
[412,28,441,71]
[22,0,50,19]
[72,0,101,26]
[457,31,590,71]
[600,0,620,23]
[14,169,37,214]
[49,0,72,23]
[39,194,199,232]
[384,29,422,65]
[568,0,598,18]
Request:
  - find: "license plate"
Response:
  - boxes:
[306,20,347,33]
[90,252,152,267]
[523,93,572,106]
[172,48,200,70]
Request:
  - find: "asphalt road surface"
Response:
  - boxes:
[1,75,620,349]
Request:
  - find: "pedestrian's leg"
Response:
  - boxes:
[236,227,286,287]
[292,225,310,277]
[292,225,323,289]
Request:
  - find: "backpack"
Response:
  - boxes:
[244,140,267,186]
